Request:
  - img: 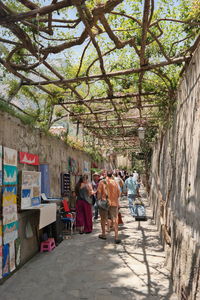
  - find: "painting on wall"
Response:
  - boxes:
[22,171,41,187]
[19,152,39,165]
[0,246,2,279]
[0,145,2,186]
[83,161,89,174]
[2,244,10,277]
[0,220,2,247]
[21,171,41,209]
[4,147,17,166]
[21,189,31,209]
[3,221,18,245]
[70,175,76,191]
[2,186,18,228]
[3,165,18,185]
[2,186,17,207]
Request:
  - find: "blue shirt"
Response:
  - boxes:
[123,177,137,195]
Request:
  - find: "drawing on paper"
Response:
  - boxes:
[0,145,2,185]
[31,197,41,206]
[2,186,17,207]
[0,221,2,247]
[2,244,10,277]
[22,171,41,187]
[0,246,2,279]
[3,165,18,185]
[21,189,31,209]
[3,221,18,244]
[21,171,41,208]
[4,147,17,166]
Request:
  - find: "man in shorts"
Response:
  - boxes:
[97,170,121,244]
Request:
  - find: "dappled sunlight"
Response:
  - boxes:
[0,187,176,300]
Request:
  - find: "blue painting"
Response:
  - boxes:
[3,165,18,185]
[3,221,19,244]
[2,244,10,277]
[31,196,41,206]
[21,189,31,209]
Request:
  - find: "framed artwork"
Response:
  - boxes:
[21,171,41,209]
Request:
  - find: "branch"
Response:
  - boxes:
[0,0,83,25]
[57,92,156,105]
[23,56,190,86]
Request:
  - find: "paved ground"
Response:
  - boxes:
[0,188,177,300]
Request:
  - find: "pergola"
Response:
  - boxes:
[0,0,199,150]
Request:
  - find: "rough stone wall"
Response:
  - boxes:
[149,43,200,299]
[0,112,93,268]
[0,111,92,196]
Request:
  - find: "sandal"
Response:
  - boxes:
[98,234,106,240]
[115,239,121,244]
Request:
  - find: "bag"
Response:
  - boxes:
[97,199,110,210]
[135,203,147,221]
[97,179,110,210]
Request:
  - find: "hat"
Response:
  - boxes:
[93,173,99,176]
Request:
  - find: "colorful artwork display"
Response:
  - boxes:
[0,246,2,279]
[0,221,2,247]
[21,189,31,208]
[3,165,18,185]
[2,244,10,277]
[21,171,41,209]
[4,147,17,166]
[19,152,39,165]
[68,157,76,174]
[2,187,18,244]
[83,161,89,173]
[0,145,2,186]
[3,221,18,244]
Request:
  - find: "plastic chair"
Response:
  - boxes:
[60,199,76,235]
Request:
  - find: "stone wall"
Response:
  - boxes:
[0,111,92,196]
[0,112,93,270]
[149,43,200,299]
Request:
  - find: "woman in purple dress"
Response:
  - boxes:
[75,174,94,234]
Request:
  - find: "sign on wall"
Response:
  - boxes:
[19,152,39,165]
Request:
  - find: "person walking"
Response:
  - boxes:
[91,173,100,220]
[123,173,139,217]
[97,170,121,244]
[75,174,94,234]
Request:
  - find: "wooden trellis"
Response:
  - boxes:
[0,0,199,149]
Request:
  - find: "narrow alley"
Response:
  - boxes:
[0,188,177,300]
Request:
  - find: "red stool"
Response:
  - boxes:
[40,238,56,253]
